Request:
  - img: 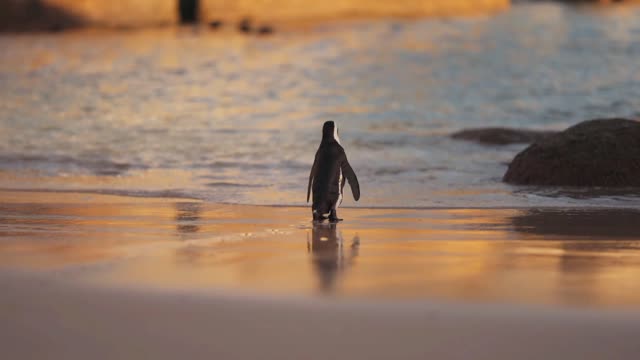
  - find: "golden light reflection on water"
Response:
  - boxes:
[2,190,640,308]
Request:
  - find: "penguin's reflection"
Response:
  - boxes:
[307,223,360,294]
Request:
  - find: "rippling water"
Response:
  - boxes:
[1,3,640,207]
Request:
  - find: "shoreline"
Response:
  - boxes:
[2,186,640,210]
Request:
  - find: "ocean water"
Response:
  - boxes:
[1,3,640,208]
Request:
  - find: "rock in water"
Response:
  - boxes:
[451,128,556,145]
[503,118,640,187]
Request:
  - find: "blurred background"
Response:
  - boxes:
[1,0,639,208]
[1,0,510,30]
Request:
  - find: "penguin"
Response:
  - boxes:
[307,121,360,222]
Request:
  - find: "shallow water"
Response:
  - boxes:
[2,191,640,307]
[1,3,640,207]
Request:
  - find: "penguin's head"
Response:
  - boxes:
[322,121,341,144]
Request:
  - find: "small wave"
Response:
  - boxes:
[0,154,144,176]
[0,187,202,201]
[205,182,266,188]
[207,161,271,170]
[203,160,309,171]
[166,68,187,76]
[371,166,450,176]
[352,138,411,150]
[367,121,416,132]
[280,160,310,171]
[373,167,411,176]
[515,186,640,200]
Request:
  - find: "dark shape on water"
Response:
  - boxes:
[0,0,84,32]
[541,0,626,4]
[308,121,360,222]
[179,0,199,24]
[511,208,640,239]
[451,127,557,145]
[308,223,360,294]
[208,19,223,29]
[238,18,252,33]
[503,118,640,187]
[257,25,274,35]
[48,23,65,33]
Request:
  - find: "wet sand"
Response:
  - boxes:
[2,190,640,359]
[3,190,640,305]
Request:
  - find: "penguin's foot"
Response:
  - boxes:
[329,209,342,223]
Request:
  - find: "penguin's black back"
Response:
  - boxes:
[312,141,345,202]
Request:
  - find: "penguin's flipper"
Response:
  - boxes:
[342,159,360,201]
[307,153,319,203]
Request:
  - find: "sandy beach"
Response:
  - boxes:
[2,190,640,359]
